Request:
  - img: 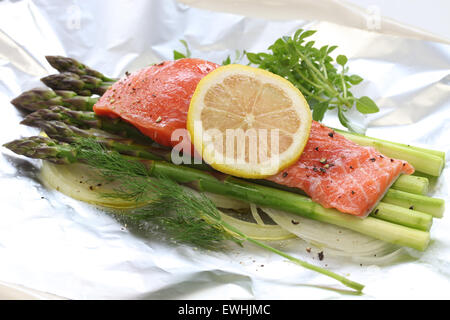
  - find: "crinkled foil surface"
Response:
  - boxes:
[0,0,449,299]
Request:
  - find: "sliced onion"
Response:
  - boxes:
[220,212,295,241]
[250,203,265,225]
[261,207,404,264]
[41,162,293,241]
[40,162,145,208]
[202,192,248,210]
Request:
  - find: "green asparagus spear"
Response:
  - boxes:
[18,117,436,230]
[2,135,431,251]
[336,129,445,177]
[26,120,212,171]
[383,189,445,218]
[392,175,429,195]
[21,106,154,144]
[3,136,78,164]
[20,106,432,198]
[45,55,117,82]
[11,88,96,112]
[41,72,115,96]
[31,120,168,162]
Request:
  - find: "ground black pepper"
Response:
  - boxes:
[318,251,324,261]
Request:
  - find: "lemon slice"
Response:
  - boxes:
[187,64,312,178]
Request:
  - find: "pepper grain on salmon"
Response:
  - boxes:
[93,59,415,217]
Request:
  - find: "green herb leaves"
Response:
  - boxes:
[222,49,247,65]
[173,40,192,60]
[336,54,348,66]
[246,29,379,132]
[356,96,379,114]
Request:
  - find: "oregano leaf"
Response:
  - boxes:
[356,96,379,114]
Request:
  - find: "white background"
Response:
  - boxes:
[346,0,450,42]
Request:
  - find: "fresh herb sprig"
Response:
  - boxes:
[246,29,379,132]
[173,40,192,60]
[76,138,236,249]
[221,49,247,66]
[173,40,246,66]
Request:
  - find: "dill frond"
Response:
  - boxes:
[75,138,239,249]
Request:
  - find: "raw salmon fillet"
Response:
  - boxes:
[269,121,414,216]
[94,60,414,217]
[94,58,219,147]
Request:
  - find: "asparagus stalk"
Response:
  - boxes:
[21,106,431,197]
[333,128,446,161]
[31,120,167,162]
[383,189,445,218]
[11,88,96,112]
[335,129,445,177]
[26,120,212,172]
[392,175,429,195]
[45,56,117,82]
[43,55,116,96]
[20,117,438,230]
[2,136,430,251]
[20,118,435,230]
[21,106,154,144]
[41,72,115,96]
[372,202,432,231]
[3,136,78,164]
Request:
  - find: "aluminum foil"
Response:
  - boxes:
[0,0,449,299]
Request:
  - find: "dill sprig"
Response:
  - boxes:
[126,182,240,250]
[76,138,237,249]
